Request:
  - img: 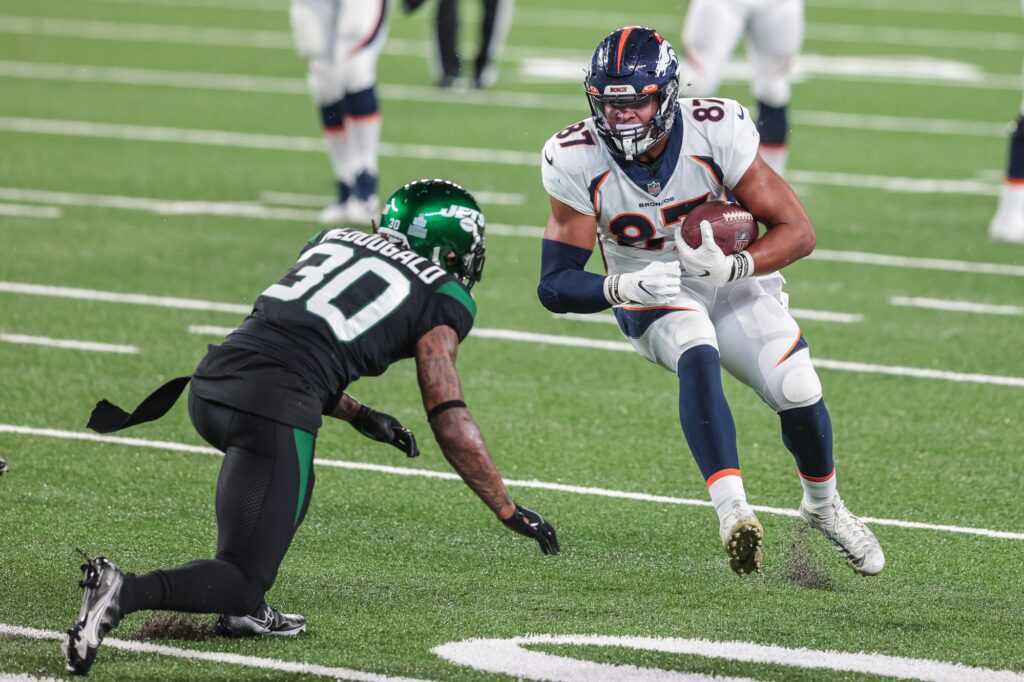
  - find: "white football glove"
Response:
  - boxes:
[674,220,755,287]
[604,260,681,306]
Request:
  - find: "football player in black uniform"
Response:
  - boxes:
[65,179,559,676]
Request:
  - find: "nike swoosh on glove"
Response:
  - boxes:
[674,220,755,287]
[604,260,682,306]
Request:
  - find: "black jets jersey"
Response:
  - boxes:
[190,228,477,433]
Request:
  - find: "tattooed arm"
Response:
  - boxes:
[414,325,516,521]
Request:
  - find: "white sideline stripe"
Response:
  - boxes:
[809,249,1024,277]
[0,334,138,354]
[0,61,1013,137]
[0,282,252,314]
[434,634,1024,682]
[891,296,1024,316]
[0,117,538,167]
[0,203,60,219]
[557,308,864,325]
[261,189,526,207]
[0,624,431,682]
[2,424,1022,541]
[0,118,1013,199]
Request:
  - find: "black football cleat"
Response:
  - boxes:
[215,602,306,637]
[64,557,125,675]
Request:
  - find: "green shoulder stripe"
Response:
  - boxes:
[437,280,477,319]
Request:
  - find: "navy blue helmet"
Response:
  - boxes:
[585,26,680,160]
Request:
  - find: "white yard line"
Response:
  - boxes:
[809,249,1024,277]
[0,624,431,682]
[1,424,1021,541]
[0,282,252,314]
[0,61,1012,133]
[557,309,864,325]
[0,203,60,219]
[0,117,1014,196]
[261,189,526,207]
[183,324,1024,388]
[0,117,539,166]
[0,183,1020,279]
[0,333,137,354]
[0,17,1020,88]
[891,296,1024,316]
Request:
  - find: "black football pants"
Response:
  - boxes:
[119,392,315,617]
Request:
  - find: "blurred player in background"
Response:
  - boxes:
[290,0,390,226]
[988,5,1024,243]
[538,27,883,578]
[64,180,559,676]
[679,0,803,177]
[405,0,514,89]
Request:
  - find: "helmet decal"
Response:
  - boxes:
[376,179,486,289]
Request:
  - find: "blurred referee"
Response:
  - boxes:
[405,0,515,89]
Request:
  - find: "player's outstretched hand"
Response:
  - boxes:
[349,405,420,457]
[608,260,681,305]
[503,504,560,555]
[676,220,753,287]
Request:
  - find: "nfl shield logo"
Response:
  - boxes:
[647,179,661,195]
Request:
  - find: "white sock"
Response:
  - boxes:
[347,114,381,199]
[708,473,747,523]
[324,130,356,199]
[759,145,788,177]
[995,182,1024,215]
[800,469,837,510]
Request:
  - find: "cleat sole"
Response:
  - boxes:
[724,520,764,577]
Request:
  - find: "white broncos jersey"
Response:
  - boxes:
[542,97,759,277]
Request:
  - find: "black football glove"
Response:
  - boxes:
[349,405,419,457]
[502,504,560,556]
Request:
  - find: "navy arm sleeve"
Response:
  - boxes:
[537,239,611,314]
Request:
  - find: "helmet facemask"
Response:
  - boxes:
[586,78,679,160]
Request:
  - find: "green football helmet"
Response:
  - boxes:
[378,179,486,289]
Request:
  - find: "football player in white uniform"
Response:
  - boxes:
[679,0,804,176]
[538,26,884,577]
[290,0,390,226]
[989,1,1024,243]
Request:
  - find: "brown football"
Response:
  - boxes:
[681,201,759,254]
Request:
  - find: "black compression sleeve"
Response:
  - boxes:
[536,239,611,314]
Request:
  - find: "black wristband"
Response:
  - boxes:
[427,400,467,420]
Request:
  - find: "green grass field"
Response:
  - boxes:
[2,0,1023,679]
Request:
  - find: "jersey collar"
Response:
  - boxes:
[610,111,683,196]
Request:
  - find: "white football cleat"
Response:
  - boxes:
[988,210,1024,243]
[345,197,379,228]
[800,496,885,576]
[318,202,350,226]
[718,501,763,576]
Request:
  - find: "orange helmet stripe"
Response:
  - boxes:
[616,26,634,72]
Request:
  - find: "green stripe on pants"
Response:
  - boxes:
[293,428,315,528]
